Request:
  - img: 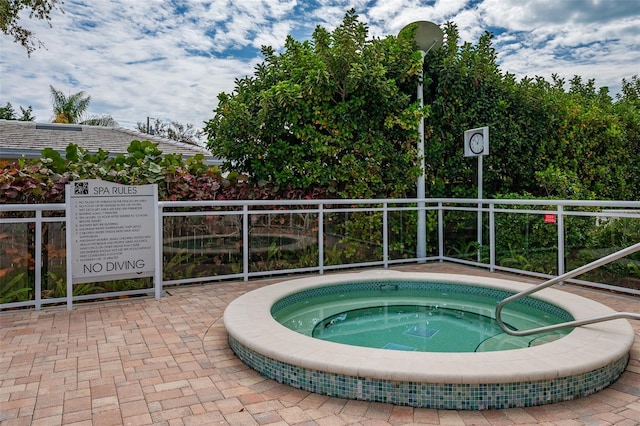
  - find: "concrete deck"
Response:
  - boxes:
[1,263,639,425]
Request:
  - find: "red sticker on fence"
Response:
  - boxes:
[544,214,556,224]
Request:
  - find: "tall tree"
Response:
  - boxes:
[206,11,640,201]
[618,75,640,105]
[612,75,640,198]
[205,9,423,198]
[0,101,35,120]
[49,85,91,124]
[421,23,639,200]
[0,0,64,56]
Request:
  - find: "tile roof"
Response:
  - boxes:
[0,119,222,165]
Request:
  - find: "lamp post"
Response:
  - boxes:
[399,21,443,261]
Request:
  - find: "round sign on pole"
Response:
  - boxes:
[399,21,443,53]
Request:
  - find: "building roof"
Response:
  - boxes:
[0,120,222,165]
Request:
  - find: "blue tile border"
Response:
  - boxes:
[229,335,629,410]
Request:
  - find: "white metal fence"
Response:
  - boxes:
[2,198,639,310]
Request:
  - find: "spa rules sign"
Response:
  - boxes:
[67,180,158,284]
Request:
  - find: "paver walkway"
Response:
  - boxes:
[1,263,639,425]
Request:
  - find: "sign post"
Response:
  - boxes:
[66,180,159,309]
[464,127,489,261]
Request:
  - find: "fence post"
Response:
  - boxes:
[438,202,444,261]
[65,188,73,310]
[155,193,162,300]
[383,202,389,268]
[243,205,249,281]
[489,202,495,272]
[318,204,324,274]
[34,210,43,311]
[557,204,565,279]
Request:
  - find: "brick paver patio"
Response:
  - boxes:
[1,263,639,425]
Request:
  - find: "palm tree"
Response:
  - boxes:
[49,85,91,124]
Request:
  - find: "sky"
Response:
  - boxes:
[1,0,639,133]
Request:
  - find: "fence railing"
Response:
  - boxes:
[2,198,639,310]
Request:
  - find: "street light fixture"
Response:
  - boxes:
[399,21,443,261]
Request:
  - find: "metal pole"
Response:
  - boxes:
[318,204,324,274]
[437,202,444,261]
[489,201,495,272]
[65,186,73,310]
[557,204,565,278]
[417,51,426,262]
[383,202,389,268]
[477,155,483,261]
[35,210,42,311]
[243,205,249,281]
[154,185,162,300]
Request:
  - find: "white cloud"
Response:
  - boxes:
[478,0,640,92]
[1,0,638,131]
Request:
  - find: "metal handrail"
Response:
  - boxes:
[495,241,640,336]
